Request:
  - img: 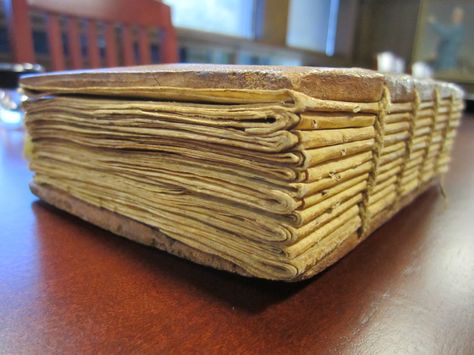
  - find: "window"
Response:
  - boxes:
[286,0,340,56]
[237,52,302,66]
[163,0,255,38]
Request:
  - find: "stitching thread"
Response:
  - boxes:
[394,90,419,203]
[434,92,454,174]
[417,88,440,185]
[358,87,391,237]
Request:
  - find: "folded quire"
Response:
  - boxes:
[22,64,464,281]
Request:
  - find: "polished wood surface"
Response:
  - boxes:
[1,116,474,354]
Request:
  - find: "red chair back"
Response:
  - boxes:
[4,0,178,70]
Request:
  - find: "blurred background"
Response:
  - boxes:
[0,0,473,128]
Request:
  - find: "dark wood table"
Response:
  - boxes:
[1,116,474,354]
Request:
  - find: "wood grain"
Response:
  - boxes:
[0,116,473,354]
[86,20,100,68]
[46,13,64,71]
[67,17,83,69]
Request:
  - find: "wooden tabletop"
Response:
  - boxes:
[1,115,474,354]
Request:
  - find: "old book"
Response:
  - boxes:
[21,64,464,281]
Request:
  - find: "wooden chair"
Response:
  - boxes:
[3,0,178,70]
